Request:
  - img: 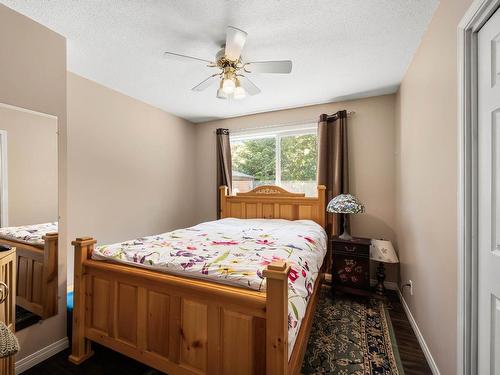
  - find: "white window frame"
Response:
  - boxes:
[230,123,317,191]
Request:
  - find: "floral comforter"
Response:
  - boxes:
[92,218,327,356]
[0,222,58,246]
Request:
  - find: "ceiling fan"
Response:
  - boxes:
[164,26,293,100]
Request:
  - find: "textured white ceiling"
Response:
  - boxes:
[1,0,438,123]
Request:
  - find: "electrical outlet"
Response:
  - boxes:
[409,280,414,296]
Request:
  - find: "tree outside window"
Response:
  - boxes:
[230,127,317,196]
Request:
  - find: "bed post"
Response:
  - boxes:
[68,237,96,365]
[42,233,58,318]
[263,261,291,375]
[219,185,228,218]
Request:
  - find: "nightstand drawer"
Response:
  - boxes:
[332,242,369,258]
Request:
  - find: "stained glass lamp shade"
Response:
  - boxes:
[326,194,365,240]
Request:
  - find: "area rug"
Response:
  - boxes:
[301,290,404,375]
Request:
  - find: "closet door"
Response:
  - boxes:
[478,6,500,374]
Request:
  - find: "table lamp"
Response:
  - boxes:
[370,239,399,296]
[326,194,365,240]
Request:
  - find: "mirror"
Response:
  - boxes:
[0,104,58,330]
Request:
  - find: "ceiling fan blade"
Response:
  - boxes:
[245,60,293,74]
[225,26,247,61]
[192,74,219,91]
[164,51,213,64]
[238,76,261,96]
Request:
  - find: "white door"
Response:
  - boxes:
[478,6,500,374]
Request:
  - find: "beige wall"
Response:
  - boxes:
[0,106,58,226]
[0,3,68,362]
[394,0,472,373]
[195,94,398,281]
[67,72,198,283]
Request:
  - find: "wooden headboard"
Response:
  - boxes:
[219,185,326,227]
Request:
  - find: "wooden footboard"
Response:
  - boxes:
[69,237,322,375]
[0,233,58,319]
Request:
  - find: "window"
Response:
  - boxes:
[230,124,318,196]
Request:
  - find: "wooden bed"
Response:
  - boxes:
[0,233,58,319]
[0,248,16,374]
[69,185,326,375]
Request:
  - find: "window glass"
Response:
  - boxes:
[231,137,276,194]
[280,134,317,197]
[230,125,317,196]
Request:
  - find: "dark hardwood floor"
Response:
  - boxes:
[386,291,433,375]
[23,291,432,375]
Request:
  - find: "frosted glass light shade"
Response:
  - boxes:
[233,86,246,100]
[216,88,228,99]
[222,78,235,94]
[370,239,399,263]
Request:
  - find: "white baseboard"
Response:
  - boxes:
[15,337,69,374]
[397,290,440,375]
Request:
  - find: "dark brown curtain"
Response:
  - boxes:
[317,110,349,238]
[216,128,232,219]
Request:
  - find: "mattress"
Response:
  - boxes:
[92,218,327,356]
[0,222,58,246]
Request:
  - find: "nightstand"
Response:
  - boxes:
[331,236,371,295]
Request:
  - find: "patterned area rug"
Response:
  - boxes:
[301,290,404,375]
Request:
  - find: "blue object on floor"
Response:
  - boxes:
[67,291,74,343]
[67,291,73,311]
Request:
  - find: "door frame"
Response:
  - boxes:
[0,130,8,227]
[458,1,500,374]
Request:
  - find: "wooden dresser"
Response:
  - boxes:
[0,248,16,375]
[331,236,371,294]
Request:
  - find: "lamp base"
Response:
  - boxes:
[375,262,386,296]
[339,214,352,240]
[339,230,352,241]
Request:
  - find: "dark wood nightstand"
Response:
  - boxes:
[331,236,371,295]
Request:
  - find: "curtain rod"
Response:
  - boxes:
[227,111,355,135]
[326,110,355,119]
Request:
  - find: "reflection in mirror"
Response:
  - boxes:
[0,104,58,331]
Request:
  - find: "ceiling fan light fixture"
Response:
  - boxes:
[233,79,246,100]
[216,80,228,99]
[233,86,246,100]
[164,26,292,100]
[216,88,228,99]
[222,78,235,94]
